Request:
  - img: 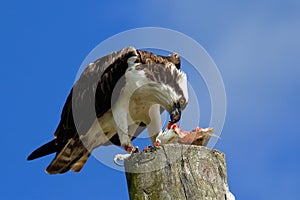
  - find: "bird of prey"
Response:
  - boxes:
[27,46,188,174]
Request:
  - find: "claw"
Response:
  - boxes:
[124,143,134,153]
[143,146,152,152]
[133,146,139,153]
[154,139,161,147]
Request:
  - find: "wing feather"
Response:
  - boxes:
[30,47,138,173]
[55,47,138,143]
[28,47,181,174]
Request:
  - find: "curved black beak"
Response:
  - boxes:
[170,103,181,123]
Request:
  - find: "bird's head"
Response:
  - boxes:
[149,62,188,123]
[168,79,188,123]
[131,52,188,123]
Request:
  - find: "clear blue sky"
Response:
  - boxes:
[1,1,300,199]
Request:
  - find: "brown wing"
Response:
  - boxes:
[28,47,138,174]
[56,46,137,137]
[137,50,180,69]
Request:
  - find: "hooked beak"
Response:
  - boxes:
[170,103,181,123]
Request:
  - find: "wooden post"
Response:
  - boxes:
[125,144,233,200]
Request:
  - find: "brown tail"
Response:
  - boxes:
[46,138,90,174]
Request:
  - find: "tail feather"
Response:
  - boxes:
[28,136,91,174]
[27,139,57,160]
[45,138,90,174]
[70,155,90,172]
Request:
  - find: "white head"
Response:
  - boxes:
[140,62,189,123]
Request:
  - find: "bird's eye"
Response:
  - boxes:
[179,98,185,105]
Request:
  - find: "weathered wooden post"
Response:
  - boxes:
[125,144,234,200]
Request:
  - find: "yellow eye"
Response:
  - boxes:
[179,98,185,105]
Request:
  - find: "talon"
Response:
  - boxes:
[133,146,139,153]
[143,145,152,152]
[124,143,134,153]
[154,139,161,147]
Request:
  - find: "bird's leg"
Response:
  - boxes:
[127,124,140,153]
[112,87,137,153]
[117,126,141,153]
[112,107,140,165]
[147,104,162,144]
[113,127,139,166]
[117,131,132,152]
[113,139,139,166]
[141,104,162,152]
[113,132,135,166]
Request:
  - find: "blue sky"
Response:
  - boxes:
[1,0,300,199]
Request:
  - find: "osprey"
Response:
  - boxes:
[27,46,188,174]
